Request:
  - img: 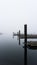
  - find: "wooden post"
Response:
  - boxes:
[19,30,20,45]
[24,24,27,65]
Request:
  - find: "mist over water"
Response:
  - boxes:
[0,33,24,65]
[0,0,37,65]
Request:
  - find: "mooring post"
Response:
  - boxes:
[19,30,20,45]
[24,24,27,65]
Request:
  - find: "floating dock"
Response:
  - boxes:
[27,41,37,49]
[22,41,37,49]
[27,41,37,46]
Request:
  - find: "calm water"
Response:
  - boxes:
[0,33,37,65]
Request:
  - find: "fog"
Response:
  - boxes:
[0,0,37,34]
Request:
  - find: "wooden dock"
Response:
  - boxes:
[23,41,37,49]
[13,24,37,65]
[13,33,37,39]
[27,41,37,46]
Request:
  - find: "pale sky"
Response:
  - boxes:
[0,0,37,34]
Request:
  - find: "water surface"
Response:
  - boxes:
[0,33,37,65]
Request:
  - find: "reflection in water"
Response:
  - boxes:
[0,32,37,65]
[28,46,37,50]
[18,35,37,65]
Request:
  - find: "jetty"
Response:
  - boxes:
[13,33,37,39]
[27,41,37,46]
[13,24,37,65]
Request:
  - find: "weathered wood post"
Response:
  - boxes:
[24,24,27,65]
[19,30,20,45]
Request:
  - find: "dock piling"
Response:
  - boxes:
[19,30,20,45]
[24,24,27,65]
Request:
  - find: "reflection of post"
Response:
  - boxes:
[24,25,27,65]
[19,30,20,45]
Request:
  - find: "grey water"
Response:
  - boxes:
[0,33,37,65]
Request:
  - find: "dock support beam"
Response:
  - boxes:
[19,30,20,45]
[24,24,27,65]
